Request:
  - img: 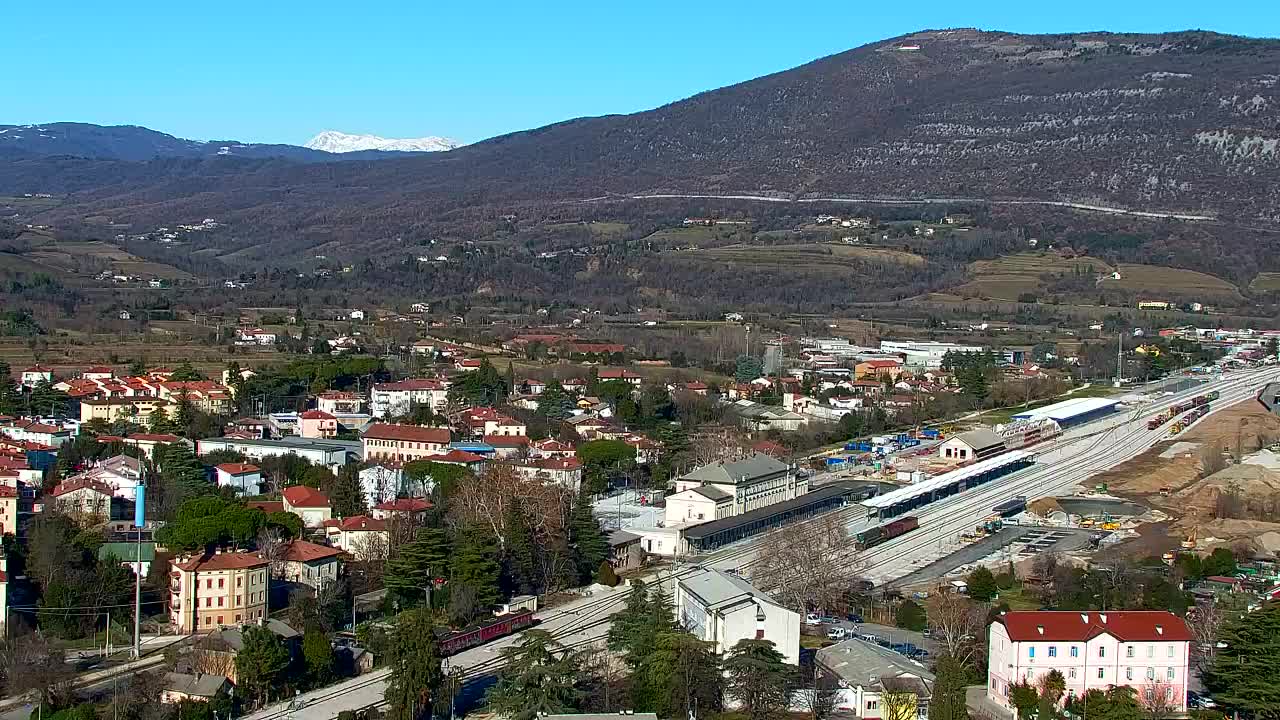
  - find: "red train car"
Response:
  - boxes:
[438,609,537,656]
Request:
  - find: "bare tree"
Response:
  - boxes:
[2,632,74,707]
[880,687,921,720]
[1138,680,1179,720]
[925,587,986,667]
[796,666,840,720]
[1186,603,1224,677]
[256,527,286,578]
[750,513,865,614]
[450,464,573,551]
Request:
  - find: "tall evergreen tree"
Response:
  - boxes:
[450,524,502,610]
[485,630,583,720]
[929,655,973,720]
[0,360,19,415]
[328,464,367,518]
[384,608,443,720]
[635,631,723,718]
[607,579,653,660]
[1204,601,1280,720]
[502,505,538,596]
[384,528,450,608]
[234,626,291,708]
[569,491,609,584]
[723,638,796,720]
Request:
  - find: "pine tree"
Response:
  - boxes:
[723,638,796,720]
[635,631,723,718]
[1204,601,1280,720]
[450,524,502,610]
[569,492,609,584]
[929,655,972,720]
[148,406,175,434]
[502,506,538,596]
[384,528,450,608]
[328,464,367,518]
[0,360,19,416]
[384,608,443,720]
[607,579,653,660]
[485,630,582,720]
[302,628,335,687]
[234,626,291,708]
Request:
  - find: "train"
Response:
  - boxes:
[854,515,919,550]
[437,609,537,655]
[999,419,1062,451]
[992,496,1027,517]
[1146,390,1220,430]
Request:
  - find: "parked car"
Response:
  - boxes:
[805,613,821,625]
[846,613,865,623]
[827,627,850,641]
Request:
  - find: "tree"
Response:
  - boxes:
[170,362,204,381]
[576,440,636,495]
[634,631,722,719]
[1008,681,1041,720]
[1201,547,1237,577]
[329,464,367,518]
[1187,603,1224,677]
[595,561,619,586]
[303,629,335,687]
[1,631,74,709]
[448,359,508,405]
[1137,680,1179,720]
[536,380,575,420]
[384,527,450,608]
[1203,601,1280,720]
[967,566,1000,602]
[751,513,865,615]
[926,589,986,670]
[384,608,443,720]
[234,625,291,708]
[1065,687,1143,720]
[895,599,926,632]
[569,491,609,584]
[449,524,502,617]
[608,579,656,660]
[881,689,923,720]
[723,638,796,720]
[403,460,466,501]
[735,354,764,383]
[485,630,582,720]
[930,655,972,720]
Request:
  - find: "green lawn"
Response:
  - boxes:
[996,585,1043,610]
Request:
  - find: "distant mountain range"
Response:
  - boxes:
[3,29,1280,280]
[304,130,461,153]
[0,122,453,162]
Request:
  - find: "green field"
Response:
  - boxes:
[957,252,1115,300]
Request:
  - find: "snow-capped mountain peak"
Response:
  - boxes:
[304,130,461,154]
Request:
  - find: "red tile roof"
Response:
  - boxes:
[373,497,432,513]
[283,485,331,508]
[246,500,284,514]
[372,379,446,392]
[482,434,529,447]
[522,456,582,471]
[216,463,260,475]
[430,449,487,464]
[280,540,343,563]
[328,515,387,532]
[996,611,1192,643]
[50,476,115,497]
[861,359,902,368]
[127,433,183,443]
[301,409,336,420]
[362,423,451,444]
[173,551,269,572]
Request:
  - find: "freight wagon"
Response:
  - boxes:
[854,515,920,550]
[438,609,536,655]
[992,496,1027,517]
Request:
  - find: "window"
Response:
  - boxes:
[206,579,213,589]
[1099,647,1106,658]
[217,597,224,607]
[1147,645,1154,658]
[1126,668,1133,680]
[1166,688,1175,702]
[237,576,242,587]
[1048,646,1057,658]
[1126,646,1135,658]
[1070,646,1079,658]
[218,578,225,589]
[1146,668,1154,681]
[1167,645,1175,658]
[1029,647,1036,658]
[205,597,212,607]
[1068,669,1077,679]
[1167,668,1175,681]
[217,616,223,625]
[756,629,765,640]
[1097,669,1105,679]
[205,616,212,625]
[867,701,878,711]
[236,614,242,622]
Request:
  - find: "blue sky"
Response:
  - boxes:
[4,0,1278,145]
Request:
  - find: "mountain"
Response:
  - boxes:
[4,29,1280,275]
[304,130,461,153]
[0,122,422,162]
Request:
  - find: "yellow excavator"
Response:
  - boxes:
[1181,526,1198,551]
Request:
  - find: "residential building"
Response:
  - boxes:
[987,611,1191,713]
[359,463,404,505]
[370,497,431,521]
[323,516,389,560]
[455,407,526,437]
[282,486,333,527]
[370,379,449,419]
[316,391,365,415]
[483,434,529,458]
[278,540,342,590]
[79,396,169,425]
[362,423,451,462]
[214,463,263,496]
[19,365,53,388]
[855,359,905,380]
[510,457,584,492]
[196,436,357,470]
[49,476,114,518]
[938,429,1008,463]
[0,486,16,534]
[192,619,299,682]
[98,541,157,577]
[819,638,934,718]
[169,550,270,633]
[608,530,644,573]
[597,368,643,386]
[157,381,233,414]
[0,419,72,448]
[124,433,186,456]
[530,438,576,458]
[673,454,808,517]
[299,409,339,439]
[160,673,230,705]
[675,568,801,665]
[730,400,808,432]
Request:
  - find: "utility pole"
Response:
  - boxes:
[1115,331,1124,387]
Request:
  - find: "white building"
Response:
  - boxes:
[673,454,808,518]
[664,485,734,526]
[195,437,356,471]
[370,379,449,419]
[214,463,263,496]
[19,365,53,388]
[675,568,801,666]
[987,611,1191,713]
[818,638,934,718]
[879,340,985,369]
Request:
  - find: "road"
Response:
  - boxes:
[264,367,1275,719]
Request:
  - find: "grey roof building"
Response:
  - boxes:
[817,638,934,718]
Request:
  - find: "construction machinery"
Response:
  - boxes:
[1181,526,1199,551]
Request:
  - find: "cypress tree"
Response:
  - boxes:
[569,491,609,584]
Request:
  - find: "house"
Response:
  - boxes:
[561,377,588,394]
[454,358,484,372]
[410,303,430,314]
[196,436,355,471]
[227,417,268,439]
[938,429,1007,463]
[125,433,187,456]
[987,611,1191,714]
[674,454,808,517]
[1201,575,1245,595]
[855,359,905,380]
[157,381,233,414]
[730,400,808,433]
[359,462,404,505]
[299,409,339,439]
[675,568,801,665]
[530,438,576,458]
[371,497,431,521]
[0,419,72,448]
[483,434,529,458]
[0,486,16,535]
[362,423,451,462]
[428,449,488,469]
[665,485,734,525]
[19,365,53,388]
[214,463,263,496]
[160,673,230,705]
[597,368,643,386]
[370,379,449,419]
[323,516,389,560]
[282,486,333,527]
[409,340,436,356]
[82,366,115,381]
[818,638,935,718]
[349,309,365,321]
[511,457,583,491]
[49,476,115,518]
[316,391,365,415]
[98,541,157,577]
[238,328,277,345]
[192,619,299,682]
[169,550,271,633]
[608,530,644,572]
[278,540,342,590]
[455,407,526,437]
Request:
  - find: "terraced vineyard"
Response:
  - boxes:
[678,243,926,271]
